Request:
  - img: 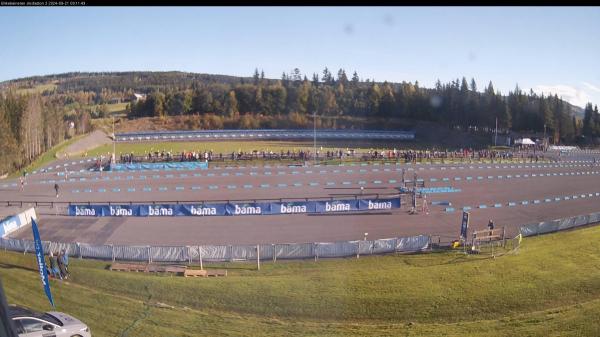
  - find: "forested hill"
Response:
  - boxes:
[1,69,599,175]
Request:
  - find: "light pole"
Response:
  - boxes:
[543,124,546,150]
[494,117,498,147]
[313,112,317,165]
[112,115,116,164]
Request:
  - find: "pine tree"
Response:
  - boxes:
[470,78,477,92]
[583,102,594,137]
[351,71,359,86]
[253,68,260,86]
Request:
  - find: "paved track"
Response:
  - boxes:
[5,151,600,246]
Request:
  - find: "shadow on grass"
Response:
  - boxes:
[0,262,37,273]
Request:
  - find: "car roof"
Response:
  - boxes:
[8,305,45,320]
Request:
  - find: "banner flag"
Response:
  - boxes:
[31,218,55,308]
[460,211,470,240]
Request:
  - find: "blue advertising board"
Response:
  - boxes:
[110,161,208,172]
[68,198,401,217]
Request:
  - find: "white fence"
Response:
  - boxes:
[0,235,430,263]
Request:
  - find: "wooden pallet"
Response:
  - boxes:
[206,269,227,277]
[183,269,228,278]
[183,269,208,277]
[110,263,147,272]
[110,263,187,275]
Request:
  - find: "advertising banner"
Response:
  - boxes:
[32,218,55,308]
[68,197,401,217]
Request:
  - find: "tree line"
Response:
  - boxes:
[0,91,91,175]
[127,68,596,144]
[1,69,599,175]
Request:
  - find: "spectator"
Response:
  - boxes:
[49,252,62,280]
[57,251,68,280]
[54,183,59,198]
[61,249,69,276]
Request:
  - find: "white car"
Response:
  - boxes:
[8,305,91,337]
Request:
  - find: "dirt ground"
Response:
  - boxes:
[56,130,113,158]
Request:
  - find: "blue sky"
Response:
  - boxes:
[1,7,599,108]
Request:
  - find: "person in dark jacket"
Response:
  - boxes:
[49,252,62,280]
[57,251,68,280]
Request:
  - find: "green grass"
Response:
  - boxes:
[2,226,600,336]
[83,140,555,164]
[89,102,128,114]
[7,135,85,179]
[15,83,57,95]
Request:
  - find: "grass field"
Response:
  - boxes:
[15,83,57,95]
[1,226,600,336]
[87,102,129,115]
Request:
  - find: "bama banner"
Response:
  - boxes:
[68,198,400,217]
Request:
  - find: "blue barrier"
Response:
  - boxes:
[116,129,415,143]
[508,202,516,207]
[462,206,472,211]
[479,205,487,209]
[445,207,455,212]
[494,203,502,208]
[431,201,451,206]
[111,162,208,172]
[68,197,402,217]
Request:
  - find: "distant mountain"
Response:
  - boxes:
[566,103,585,120]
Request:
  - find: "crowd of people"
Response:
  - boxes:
[112,146,546,165]
[46,250,69,280]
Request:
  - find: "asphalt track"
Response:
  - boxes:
[5,151,600,246]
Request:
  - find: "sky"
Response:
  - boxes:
[0,6,599,108]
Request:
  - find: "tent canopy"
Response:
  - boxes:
[515,138,535,145]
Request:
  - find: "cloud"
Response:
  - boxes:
[582,82,600,94]
[533,84,591,108]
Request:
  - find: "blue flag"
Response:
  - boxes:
[31,218,55,308]
[460,211,470,240]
